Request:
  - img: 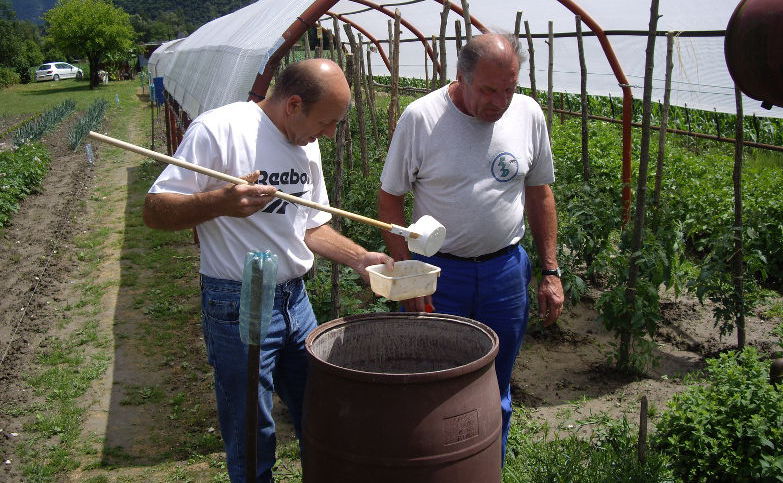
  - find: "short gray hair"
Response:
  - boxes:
[457,33,527,83]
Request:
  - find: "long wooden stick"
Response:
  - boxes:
[86,131,419,238]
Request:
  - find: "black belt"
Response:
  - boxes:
[434,245,517,262]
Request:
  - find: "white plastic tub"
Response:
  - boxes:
[366,260,441,301]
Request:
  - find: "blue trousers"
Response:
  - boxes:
[413,246,531,460]
[200,275,317,483]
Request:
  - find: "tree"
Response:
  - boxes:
[0,0,44,84]
[44,0,135,88]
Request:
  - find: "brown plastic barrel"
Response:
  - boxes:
[302,312,501,483]
[724,0,783,109]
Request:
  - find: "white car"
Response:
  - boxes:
[35,62,84,82]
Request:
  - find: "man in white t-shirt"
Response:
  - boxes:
[379,33,564,461]
[145,59,392,483]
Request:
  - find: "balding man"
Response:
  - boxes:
[379,34,564,460]
[145,59,393,482]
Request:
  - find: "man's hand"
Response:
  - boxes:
[355,252,394,284]
[220,171,277,218]
[400,295,434,313]
[537,275,564,326]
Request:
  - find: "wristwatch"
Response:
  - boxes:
[542,267,562,278]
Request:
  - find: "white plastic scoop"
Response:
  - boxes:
[87,131,447,256]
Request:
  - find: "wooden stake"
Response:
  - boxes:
[431,35,439,90]
[388,10,401,138]
[344,25,369,176]
[638,395,648,464]
[546,21,554,140]
[303,28,311,58]
[439,1,450,87]
[366,46,378,142]
[524,20,537,100]
[653,32,674,211]
[460,0,472,41]
[514,11,523,40]
[733,84,746,349]
[455,19,463,53]
[333,17,344,70]
[316,22,324,58]
[331,115,346,318]
[576,15,590,182]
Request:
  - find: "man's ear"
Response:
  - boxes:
[285,95,303,115]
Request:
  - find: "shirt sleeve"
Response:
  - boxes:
[524,100,556,187]
[148,121,223,195]
[305,141,332,229]
[380,108,421,196]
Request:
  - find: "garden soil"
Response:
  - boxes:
[0,93,780,482]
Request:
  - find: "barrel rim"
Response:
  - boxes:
[305,312,500,383]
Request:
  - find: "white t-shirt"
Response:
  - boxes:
[380,85,554,258]
[149,101,332,282]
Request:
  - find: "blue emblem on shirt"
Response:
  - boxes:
[491,152,519,182]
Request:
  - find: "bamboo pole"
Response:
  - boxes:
[653,32,674,211]
[576,15,590,182]
[455,19,463,53]
[439,1,450,87]
[546,21,554,140]
[524,20,537,99]
[460,0,472,41]
[621,0,660,371]
[732,84,745,349]
[388,10,401,138]
[344,25,369,176]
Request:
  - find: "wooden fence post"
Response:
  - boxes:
[546,21,554,140]
[331,116,346,319]
[344,24,369,176]
[439,1,450,87]
[303,28,311,58]
[733,84,746,349]
[316,22,324,58]
[638,396,648,464]
[431,35,439,90]
[460,0,473,41]
[333,17,344,70]
[653,32,674,211]
[524,20,537,100]
[455,19,463,53]
[388,10,401,138]
[576,15,590,182]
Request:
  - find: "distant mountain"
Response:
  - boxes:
[11,0,55,23]
[11,0,254,30]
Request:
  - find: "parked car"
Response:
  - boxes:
[35,62,83,82]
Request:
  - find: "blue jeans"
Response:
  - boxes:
[200,274,317,483]
[413,246,531,460]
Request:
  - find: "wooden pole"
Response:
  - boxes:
[460,0,472,41]
[621,0,660,371]
[547,21,554,140]
[638,395,648,464]
[303,28,311,58]
[359,36,378,142]
[653,32,674,211]
[431,35,439,90]
[333,17,344,70]
[439,1,450,87]
[344,25,369,176]
[576,15,590,182]
[424,45,429,88]
[388,10,401,138]
[328,29,336,61]
[514,11,523,40]
[732,84,745,349]
[524,20,537,100]
[317,22,324,58]
[331,115,346,319]
[388,19,394,62]
[455,19,463,53]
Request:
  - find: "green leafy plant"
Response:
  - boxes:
[69,97,109,149]
[12,99,76,145]
[654,347,783,482]
[0,142,51,227]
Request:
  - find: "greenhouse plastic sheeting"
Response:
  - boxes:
[149,0,782,119]
[147,0,315,119]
